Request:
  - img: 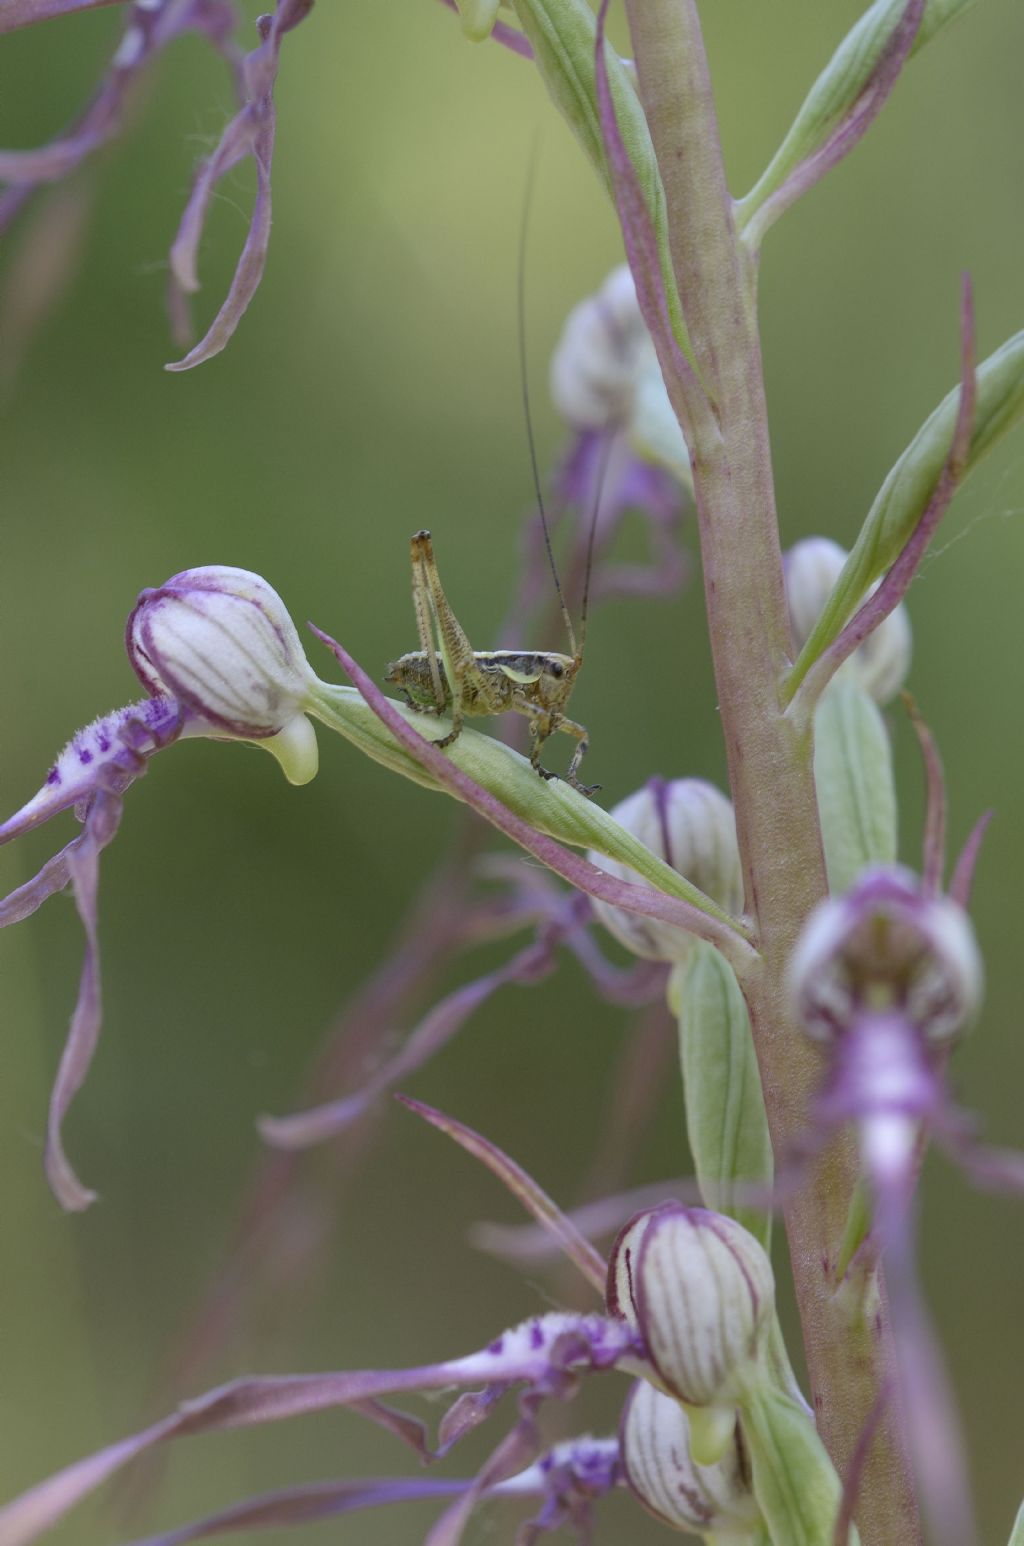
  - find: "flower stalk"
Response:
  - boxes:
[619,3,917,1538]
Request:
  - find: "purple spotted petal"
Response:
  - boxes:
[0,696,186,846]
[0,1313,638,1546]
[165,0,312,370]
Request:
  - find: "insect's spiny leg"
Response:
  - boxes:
[431,698,464,749]
[410,530,446,713]
[414,529,477,681]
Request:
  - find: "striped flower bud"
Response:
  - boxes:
[785,536,911,704]
[588,778,742,963]
[607,1205,775,1467]
[127,566,319,784]
[621,1380,760,1537]
[789,865,983,1047]
[549,264,689,481]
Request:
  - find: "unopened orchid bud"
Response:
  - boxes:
[127,566,320,785]
[607,1204,775,1467]
[550,265,689,481]
[621,1380,761,1537]
[588,779,742,962]
[551,264,651,430]
[785,536,911,703]
[789,865,983,1046]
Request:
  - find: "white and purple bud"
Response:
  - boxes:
[588,779,743,963]
[550,264,690,483]
[607,1204,775,1463]
[551,264,652,430]
[127,566,320,785]
[620,1379,761,1537]
[785,536,911,704]
[789,865,983,1048]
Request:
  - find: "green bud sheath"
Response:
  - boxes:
[673,943,773,1251]
[309,681,741,935]
[739,0,973,232]
[1007,1501,1024,1546]
[814,682,898,896]
[741,1382,860,1546]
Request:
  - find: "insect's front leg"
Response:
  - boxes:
[431,696,464,749]
[537,710,598,798]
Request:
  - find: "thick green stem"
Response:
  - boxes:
[623,4,919,1541]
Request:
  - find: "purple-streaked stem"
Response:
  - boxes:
[616,3,919,1538]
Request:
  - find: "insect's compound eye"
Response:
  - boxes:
[549,661,564,679]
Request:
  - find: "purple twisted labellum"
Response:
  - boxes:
[874,1187,978,1546]
[797,276,977,713]
[0,696,190,1209]
[117,1434,620,1545]
[165,0,312,370]
[43,790,120,1211]
[593,0,703,429]
[741,0,925,248]
[552,429,687,605]
[0,1,245,237]
[396,1096,608,1294]
[0,0,124,38]
[258,934,555,1148]
[309,626,755,968]
[0,1313,639,1546]
[120,1477,472,1546]
[436,0,533,58]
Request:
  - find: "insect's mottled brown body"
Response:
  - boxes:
[386,530,594,794]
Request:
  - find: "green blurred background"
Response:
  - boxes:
[0,2,1022,1540]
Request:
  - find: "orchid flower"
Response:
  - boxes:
[0,565,322,1210]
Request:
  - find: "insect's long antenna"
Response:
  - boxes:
[577,428,615,661]
[518,142,578,659]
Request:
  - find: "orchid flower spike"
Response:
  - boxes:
[0,566,321,1210]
